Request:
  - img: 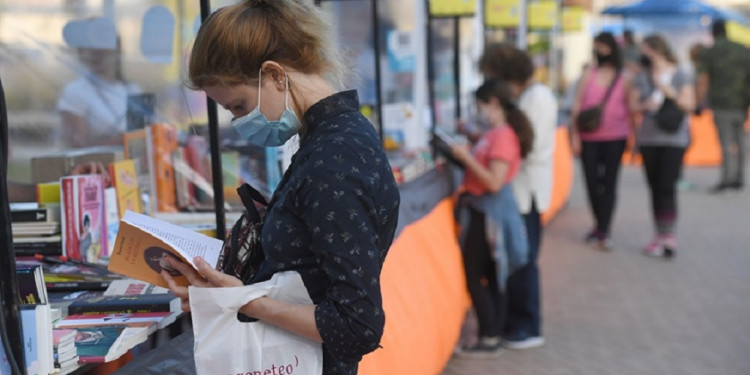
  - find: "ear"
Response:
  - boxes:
[260,61,287,91]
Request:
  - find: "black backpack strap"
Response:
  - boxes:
[237,183,267,222]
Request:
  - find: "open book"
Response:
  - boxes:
[108,211,223,288]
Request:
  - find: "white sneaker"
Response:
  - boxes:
[504,336,545,350]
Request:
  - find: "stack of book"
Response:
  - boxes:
[11,203,63,256]
[52,329,79,374]
[18,263,55,375]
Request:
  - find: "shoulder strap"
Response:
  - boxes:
[600,69,621,107]
[237,183,268,222]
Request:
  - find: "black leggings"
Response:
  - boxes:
[462,208,505,338]
[580,139,627,236]
[640,146,686,234]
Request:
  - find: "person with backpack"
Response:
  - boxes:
[159,1,401,373]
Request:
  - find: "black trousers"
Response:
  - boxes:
[640,146,686,234]
[462,208,505,338]
[504,199,542,337]
[580,139,627,236]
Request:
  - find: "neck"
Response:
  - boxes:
[288,73,337,117]
[653,57,672,71]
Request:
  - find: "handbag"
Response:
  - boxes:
[656,97,684,133]
[190,271,323,375]
[217,183,267,283]
[576,71,621,133]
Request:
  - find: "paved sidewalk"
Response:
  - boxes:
[441,164,750,375]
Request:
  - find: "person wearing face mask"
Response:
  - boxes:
[570,32,635,250]
[630,35,695,258]
[450,78,534,359]
[159,1,401,373]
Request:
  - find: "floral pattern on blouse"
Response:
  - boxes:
[252,90,400,374]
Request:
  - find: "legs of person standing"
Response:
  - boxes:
[503,199,544,349]
[713,109,747,191]
[580,140,627,248]
[457,208,504,358]
[640,146,685,257]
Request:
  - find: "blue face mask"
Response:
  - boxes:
[232,70,301,147]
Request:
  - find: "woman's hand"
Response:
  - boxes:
[570,132,581,156]
[161,256,243,312]
[450,143,473,165]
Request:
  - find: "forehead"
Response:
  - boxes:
[203,84,255,107]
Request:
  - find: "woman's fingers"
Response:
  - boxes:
[165,255,209,286]
[194,257,243,287]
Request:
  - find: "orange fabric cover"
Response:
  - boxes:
[542,127,574,224]
[359,199,471,375]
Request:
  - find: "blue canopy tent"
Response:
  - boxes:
[600,0,748,65]
[602,0,747,24]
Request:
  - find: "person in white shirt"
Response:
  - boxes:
[478,43,558,349]
[57,17,141,147]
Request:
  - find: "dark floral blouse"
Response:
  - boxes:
[252,90,400,374]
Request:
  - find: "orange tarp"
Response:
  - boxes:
[542,127,574,224]
[359,199,471,375]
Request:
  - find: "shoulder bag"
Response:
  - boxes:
[576,70,621,133]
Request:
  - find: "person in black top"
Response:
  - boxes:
[161,0,400,374]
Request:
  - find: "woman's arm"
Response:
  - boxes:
[451,143,509,193]
[162,257,323,343]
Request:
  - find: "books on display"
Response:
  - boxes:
[108,210,223,288]
[60,174,107,264]
[66,293,181,315]
[74,325,150,363]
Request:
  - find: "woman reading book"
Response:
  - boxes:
[161,0,401,373]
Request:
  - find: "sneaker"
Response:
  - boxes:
[661,234,677,258]
[503,334,545,350]
[454,336,503,359]
[643,237,664,257]
[710,183,731,194]
[597,236,614,251]
[584,229,602,245]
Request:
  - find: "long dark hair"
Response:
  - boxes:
[475,79,534,158]
[594,32,623,70]
[643,34,678,64]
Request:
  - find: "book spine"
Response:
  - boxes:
[16,269,42,305]
[13,241,62,255]
[11,209,49,222]
[60,177,81,260]
[67,302,171,315]
[45,281,112,292]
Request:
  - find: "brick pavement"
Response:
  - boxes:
[441,164,750,375]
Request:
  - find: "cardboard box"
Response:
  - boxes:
[32,146,124,183]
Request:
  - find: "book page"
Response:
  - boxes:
[122,211,222,269]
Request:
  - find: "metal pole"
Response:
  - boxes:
[372,0,385,141]
[199,0,226,240]
[0,75,26,375]
[426,0,438,134]
[518,0,528,50]
[549,0,562,93]
[453,16,461,120]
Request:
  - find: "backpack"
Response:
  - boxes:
[218,183,267,283]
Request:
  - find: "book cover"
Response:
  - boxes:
[123,128,153,215]
[184,134,213,205]
[172,147,196,210]
[110,159,143,216]
[108,210,223,288]
[103,278,170,296]
[66,293,180,315]
[60,174,107,264]
[36,182,62,205]
[74,325,149,363]
[16,264,48,305]
[20,306,40,375]
[104,186,120,260]
[52,329,77,346]
[150,123,178,213]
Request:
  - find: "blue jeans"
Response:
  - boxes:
[504,199,542,338]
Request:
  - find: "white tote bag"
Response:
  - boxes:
[189,271,323,375]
